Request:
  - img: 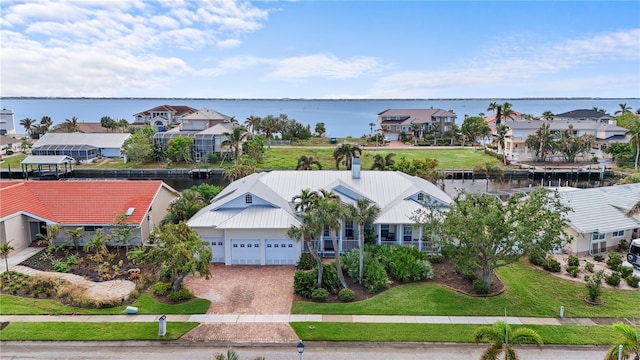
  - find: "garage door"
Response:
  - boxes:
[231,239,261,265]
[205,238,225,263]
[265,240,296,265]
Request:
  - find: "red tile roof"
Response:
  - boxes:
[0,180,170,225]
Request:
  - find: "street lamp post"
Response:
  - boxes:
[296,340,304,360]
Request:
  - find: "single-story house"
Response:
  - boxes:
[1,135,22,155]
[0,180,179,251]
[378,108,457,141]
[188,164,452,265]
[558,183,640,256]
[31,133,131,163]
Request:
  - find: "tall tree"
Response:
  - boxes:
[222,126,248,165]
[290,189,323,288]
[604,322,640,360]
[370,153,396,170]
[244,115,261,139]
[128,222,211,292]
[162,189,206,225]
[296,155,322,170]
[315,191,348,289]
[122,128,154,165]
[441,188,570,288]
[256,114,282,148]
[626,119,640,169]
[333,143,362,170]
[369,122,376,137]
[0,243,14,275]
[64,116,80,132]
[487,102,499,113]
[314,122,326,137]
[615,103,633,115]
[525,122,553,162]
[473,321,543,360]
[100,116,117,132]
[166,136,194,163]
[542,110,554,121]
[345,198,380,284]
[40,116,52,132]
[19,118,35,138]
[495,124,509,164]
[411,123,421,145]
[461,116,489,145]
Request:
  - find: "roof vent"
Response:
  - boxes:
[125,207,135,217]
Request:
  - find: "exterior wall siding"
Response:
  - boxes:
[0,216,31,251]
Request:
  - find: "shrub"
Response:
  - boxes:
[153,282,171,297]
[528,247,547,266]
[428,254,443,264]
[593,254,605,262]
[626,275,640,288]
[472,279,490,295]
[168,288,193,302]
[320,262,340,294]
[566,265,580,278]
[293,269,316,298]
[52,260,70,273]
[66,254,79,266]
[585,270,604,303]
[584,262,594,273]
[363,259,389,293]
[542,257,561,272]
[605,272,621,287]
[617,265,633,278]
[607,252,623,270]
[338,288,356,302]
[376,246,430,283]
[617,239,630,252]
[567,255,579,267]
[311,288,329,302]
[297,252,316,270]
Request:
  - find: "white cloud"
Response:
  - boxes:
[265,54,383,80]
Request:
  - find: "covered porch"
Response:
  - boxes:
[20,155,75,180]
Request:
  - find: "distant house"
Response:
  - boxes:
[31,133,131,163]
[378,108,457,141]
[188,165,452,265]
[0,107,16,135]
[0,180,179,251]
[133,105,198,132]
[553,109,616,124]
[0,135,22,155]
[558,184,640,256]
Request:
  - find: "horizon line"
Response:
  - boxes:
[2,96,639,101]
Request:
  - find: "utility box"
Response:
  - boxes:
[158,314,167,337]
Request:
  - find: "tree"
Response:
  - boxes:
[411,123,421,145]
[65,227,83,254]
[315,192,348,289]
[314,122,326,137]
[122,128,154,165]
[244,115,261,139]
[256,114,282,148]
[190,183,223,204]
[542,110,554,121]
[461,116,489,145]
[441,188,570,288]
[117,118,129,133]
[370,153,396,170]
[473,321,543,360]
[84,229,108,255]
[605,322,640,360]
[487,102,499,113]
[0,242,14,275]
[36,224,60,260]
[626,119,640,169]
[111,213,135,254]
[296,155,322,170]
[223,159,260,181]
[129,222,211,292]
[288,210,324,289]
[166,136,194,163]
[615,103,633,115]
[495,124,509,164]
[345,198,380,284]
[162,189,206,225]
[592,107,606,114]
[222,126,248,165]
[39,116,53,135]
[19,118,35,138]
[100,116,117,132]
[64,116,80,132]
[369,122,376,137]
[333,143,362,170]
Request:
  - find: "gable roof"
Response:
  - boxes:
[33,133,131,148]
[188,170,452,228]
[21,155,75,165]
[554,109,612,119]
[134,105,198,117]
[182,108,233,121]
[0,180,178,225]
[76,122,112,133]
[558,183,640,234]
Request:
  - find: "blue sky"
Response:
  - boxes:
[1,1,638,99]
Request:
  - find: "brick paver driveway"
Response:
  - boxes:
[182,265,298,342]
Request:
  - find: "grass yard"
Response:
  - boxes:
[0,322,197,341]
[0,292,211,315]
[290,323,616,345]
[291,261,640,318]
[0,154,27,169]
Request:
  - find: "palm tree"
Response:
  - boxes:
[605,322,639,360]
[117,118,129,133]
[296,155,322,170]
[244,115,261,139]
[19,118,35,138]
[222,126,248,165]
[431,123,441,145]
[333,144,362,170]
[0,242,14,275]
[163,189,206,225]
[65,226,83,254]
[370,153,396,170]
[615,103,633,115]
[592,107,607,114]
[100,116,116,132]
[500,102,515,123]
[40,116,52,131]
[487,102,499,113]
[258,115,281,148]
[542,110,554,121]
[345,198,380,284]
[292,189,319,213]
[495,124,509,164]
[368,122,376,137]
[626,119,640,169]
[315,191,348,289]
[473,321,543,360]
[64,116,80,132]
[288,210,324,289]
[411,123,420,145]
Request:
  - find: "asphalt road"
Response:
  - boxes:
[0,341,611,360]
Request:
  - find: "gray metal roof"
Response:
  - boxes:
[182,108,233,121]
[21,155,75,165]
[507,119,627,132]
[33,133,130,149]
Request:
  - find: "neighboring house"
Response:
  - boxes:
[31,133,131,163]
[133,105,198,132]
[1,135,22,155]
[484,111,525,131]
[75,122,114,133]
[0,107,16,135]
[503,120,629,162]
[188,164,452,265]
[558,183,640,256]
[378,108,457,141]
[553,109,616,124]
[0,180,179,251]
[180,108,234,131]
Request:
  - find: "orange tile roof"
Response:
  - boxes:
[0,180,169,225]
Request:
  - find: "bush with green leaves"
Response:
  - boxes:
[567,255,579,267]
[153,281,172,297]
[626,275,640,288]
[167,288,193,302]
[566,265,580,278]
[606,252,622,270]
[293,269,317,298]
[528,247,547,266]
[341,249,390,293]
[542,257,561,272]
[428,254,443,264]
[296,252,316,270]
[616,239,630,252]
[52,260,70,273]
[472,279,490,294]
[311,288,329,302]
[372,245,431,283]
[605,272,621,287]
[338,288,356,302]
[584,261,594,273]
[617,265,633,278]
[593,254,605,262]
[585,270,604,303]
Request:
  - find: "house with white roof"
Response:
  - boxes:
[31,132,131,163]
[558,183,640,256]
[188,164,453,265]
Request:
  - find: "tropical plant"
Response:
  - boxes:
[345,198,381,284]
[19,118,35,138]
[100,116,117,132]
[0,242,14,276]
[369,122,376,137]
[487,102,499,113]
[111,213,135,254]
[315,191,348,289]
[288,210,324,289]
[64,116,80,132]
[332,143,362,170]
[40,116,53,133]
[625,119,640,169]
[615,103,633,115]
[296,155,322,170]
[314,122,326,137]
[223,159,260,181]
[584,270,605,303]
[542,110,554,121]
[162,189,206,225]
[604,322,640,360]
[370,153,396,170]
[461,116,489,145]
[65,227,84,254]
[473,320,543,360]
[244,115,261,138]
[84,229,108,255]
[222,126,248,165]
[255,114,281,148]
[494,124,509,164]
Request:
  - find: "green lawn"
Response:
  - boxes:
[290,323,616,345]
[0,154,27,170]
[0,292,211,315]
[0,322,197,341]
[291,261,640,318]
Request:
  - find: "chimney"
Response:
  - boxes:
[352,157,361,179]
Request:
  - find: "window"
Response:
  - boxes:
[403,226,412,241]
[323,225,330,237]
[381,224,390,238]
[344,221,354,239]
[591,232,605,241]
[245,194,253,204]
[84,226,102,232]
[417,193,424,201]
[612,230,624,238]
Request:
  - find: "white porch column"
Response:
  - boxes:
[418,226,423,251]
[376,224,381,245]
[396,224,402,245]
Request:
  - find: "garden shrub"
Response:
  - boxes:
[566,265,580,278]
[528,247,546,266]
[338,288,356,302]
[320,262,341,294]
[606,252,622,270]
[293,269,316,298]
[340,249,360,279]
[472,279,490,294]
[66,254,79,266]
[605,272,621,287]
[428,254,443,264]
[617,265,633,278]
[311,288,329,302]
[153,281,171,297]
[617,239,630,252]
[375,246,430,283]
[584,262,594,273]
[297,252,316,270]
[593,254,605,262]
[417,260,435,280]
[168,288,193,302]
[585,270,604,303]
[626,275,640,288]
[567,255,579,267]
[363,258,389,293]
[542,257,561,272]
[52,260,70,273]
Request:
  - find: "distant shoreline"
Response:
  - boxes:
[2,97,639,101]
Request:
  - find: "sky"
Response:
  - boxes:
[1,1,639,99]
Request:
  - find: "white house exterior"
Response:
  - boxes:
[378,108,457,141]
[0,107,16,135]
[188,166,452,265]
[31,133,131,162]
[558,183,640,256]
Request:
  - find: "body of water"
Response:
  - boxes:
[1,98,638,138]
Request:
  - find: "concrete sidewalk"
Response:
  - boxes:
[0,314,632,326]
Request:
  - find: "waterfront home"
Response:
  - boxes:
[558,183,640,256]
[187,164,452,265]
[0,135,22,155]
[378,108,457,141]
[133,105,198,131]
[0,180,179,251]
[553,109,616,124]
[0,107,16,135]
[31,132,131,163]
